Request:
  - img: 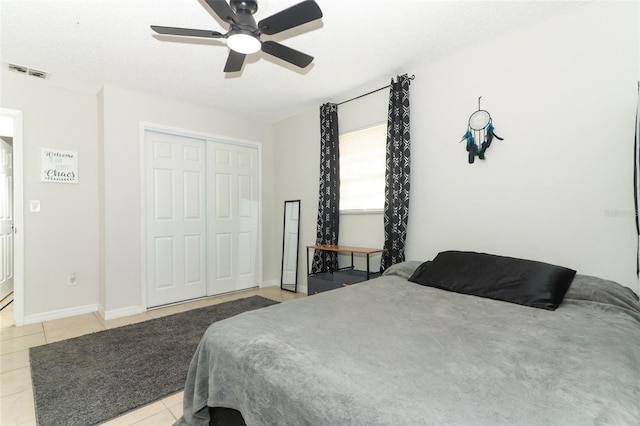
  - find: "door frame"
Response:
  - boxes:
[139,122,263,309]
[1,109,24,326]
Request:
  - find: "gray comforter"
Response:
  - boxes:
[176,261,640,425]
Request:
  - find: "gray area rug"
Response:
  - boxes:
[29,295,278,426]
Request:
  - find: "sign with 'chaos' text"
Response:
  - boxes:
[41,149,78,183]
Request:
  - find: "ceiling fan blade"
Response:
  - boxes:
[258,0,323,35]
[224,49,246,72]
[151,25,224,38]
[261,41,313,68]
[204,0,239,25]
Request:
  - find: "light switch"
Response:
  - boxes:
[30,200,40,212]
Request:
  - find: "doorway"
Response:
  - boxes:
[0,109,24,325]
[144,129,261,308]
[0,136,14,303]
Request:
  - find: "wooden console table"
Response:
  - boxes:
[306,244,384,281]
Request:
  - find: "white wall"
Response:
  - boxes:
[273,91,388,292]
[335,90,388,272]
[0,76,277,322]
[273,108,319,288]
[408,0,638,292]
[274,1,640,294]
[1,0,637,320]
[100,85,276,316]
[1,74,100,319]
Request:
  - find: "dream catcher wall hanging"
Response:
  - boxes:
[460,97,503,163]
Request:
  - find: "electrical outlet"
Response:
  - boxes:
[67,272,77,286]
[30,200,40,212]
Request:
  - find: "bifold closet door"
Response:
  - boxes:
[208,142,259,295]
[145,131,207,307]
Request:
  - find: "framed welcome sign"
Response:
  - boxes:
[41,148,78,183]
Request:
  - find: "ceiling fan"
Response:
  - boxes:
[151,0,323,73]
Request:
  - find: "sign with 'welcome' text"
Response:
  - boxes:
[41,148,78,183]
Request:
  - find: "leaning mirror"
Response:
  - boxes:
[281,200,301,292]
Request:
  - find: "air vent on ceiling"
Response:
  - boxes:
[28,69,48,79]
[7,63,49,79]
[8,63,27,73]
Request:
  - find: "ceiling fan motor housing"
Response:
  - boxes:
[230,0,259,33]
[231,0,258,15]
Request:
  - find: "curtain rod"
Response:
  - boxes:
[336,74,415,106]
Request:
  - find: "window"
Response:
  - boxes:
[339,123,386,212]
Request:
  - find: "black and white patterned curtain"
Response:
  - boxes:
[634,83,640,274]
[312,103,340,273]
[381,74,411,271]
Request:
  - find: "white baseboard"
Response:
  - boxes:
[23,304,100,325]
[99,304,146,321]
[261,279,280,287]
[22,303,148,324]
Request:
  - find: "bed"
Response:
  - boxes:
[175,252,640,426]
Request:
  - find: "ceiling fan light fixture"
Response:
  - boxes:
[227,32,261,54]
[151,0,323,71]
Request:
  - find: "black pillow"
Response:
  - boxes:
[408,251,576,310]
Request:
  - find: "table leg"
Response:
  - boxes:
[366,254,370,280]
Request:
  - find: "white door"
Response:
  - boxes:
[145,131,207,307]
[0,138,13,301]
[208,142,259,295]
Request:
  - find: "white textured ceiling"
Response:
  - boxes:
[1,0,586,123]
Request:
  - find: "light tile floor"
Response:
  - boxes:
[0,287,304,426]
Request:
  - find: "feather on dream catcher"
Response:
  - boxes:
[460,97,503,163]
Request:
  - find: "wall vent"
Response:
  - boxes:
[7,63,49,79]
[28,68,48,79]
[8,63,28,73]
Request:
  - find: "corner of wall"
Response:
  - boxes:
[97,87,106,312]
[98,303,146,321]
